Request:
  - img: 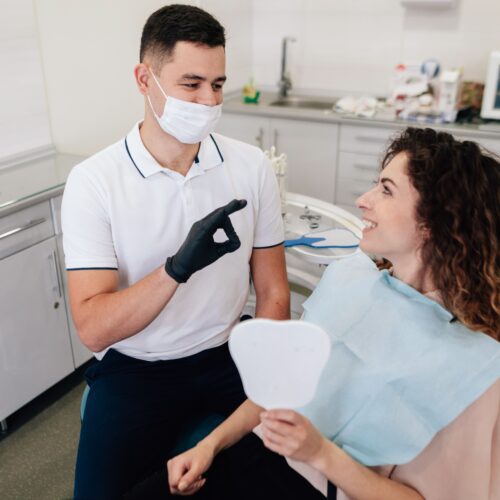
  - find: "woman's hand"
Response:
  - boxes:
[167,441,215,495]
[260,409,328,467]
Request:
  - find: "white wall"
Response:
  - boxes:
[33,0,499,156]
[33,0,252,156]
[202,0,253,92]
[252,0,500,97]
[0,0,52,164]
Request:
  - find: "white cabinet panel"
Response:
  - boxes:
[55,234,92,367]
[336,177,374,207]
[50,195,92,367]
[271,118,338,203]
[0,201,53,260]
[215,113,270,150]
[0,237,74,420]
[337,152,380,182]
[340,124,400,156]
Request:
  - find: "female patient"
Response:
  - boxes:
[159,127,499,500]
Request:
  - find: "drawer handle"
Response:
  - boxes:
[353,162,377,171]
[0,218,46,241]
[357,135,384,143]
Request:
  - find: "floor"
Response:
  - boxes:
[0,363,92,500]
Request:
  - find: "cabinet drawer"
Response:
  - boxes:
[336,177,374,207]
[0,201,54,259]
[338,152,380,182]
[340,124,400,155]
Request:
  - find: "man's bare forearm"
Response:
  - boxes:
[72,266,178,352]
[254,288,290,320]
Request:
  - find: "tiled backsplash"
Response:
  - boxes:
[252,0,500,97]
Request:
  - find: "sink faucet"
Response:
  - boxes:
[277,36,296,98]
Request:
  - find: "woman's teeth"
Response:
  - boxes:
[362,219,377,229]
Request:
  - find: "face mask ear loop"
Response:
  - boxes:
[147,68,169,119]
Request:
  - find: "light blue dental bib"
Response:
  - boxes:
[300,251,500,466]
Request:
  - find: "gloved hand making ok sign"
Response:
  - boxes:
[165,199,247,283]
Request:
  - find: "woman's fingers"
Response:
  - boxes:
[167,457,189,490]
[261,409,300,423]
[177,477,207,495]
[261,416,294,437]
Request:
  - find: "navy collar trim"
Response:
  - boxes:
[124,137,145,178]
[209,134,224,163]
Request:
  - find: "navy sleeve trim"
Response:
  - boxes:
[124,138,145,178]
[209,134,224,163]
[67,267,118,271]
[252,241,284,249]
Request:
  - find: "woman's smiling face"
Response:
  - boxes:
[356,152,425,263]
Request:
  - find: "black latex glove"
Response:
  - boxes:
[165,199,247,283]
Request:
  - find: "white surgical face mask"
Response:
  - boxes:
[147,71,222,144]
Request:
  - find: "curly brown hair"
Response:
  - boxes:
[381,127,499,340]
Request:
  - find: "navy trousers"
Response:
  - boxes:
[125,432,336,500]
[74,344,247,499]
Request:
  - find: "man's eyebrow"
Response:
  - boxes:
[178,73,227,83]
[380,177,398,187]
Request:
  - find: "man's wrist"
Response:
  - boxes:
[164,256,189,283]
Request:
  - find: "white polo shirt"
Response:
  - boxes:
[61,122,284,361]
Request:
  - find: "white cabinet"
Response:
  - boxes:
[51,196,92,368]
[336,124,399,215]
[0,226,74,421]
[270,118,338,203]
[217,113,338,203]
[216,113,270,150]
[218,110,500,214]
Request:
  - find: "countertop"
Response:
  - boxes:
[222,92,500,139]
[0,153,84,217]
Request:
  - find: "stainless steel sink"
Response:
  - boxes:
[269,97,336,111]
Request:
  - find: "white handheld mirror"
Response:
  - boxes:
[229,319,331,409]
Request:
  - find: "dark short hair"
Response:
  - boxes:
[140,4,225,68]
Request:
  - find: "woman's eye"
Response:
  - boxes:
[382,184,392,195]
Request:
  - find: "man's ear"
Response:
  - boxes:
[134,63,151,96]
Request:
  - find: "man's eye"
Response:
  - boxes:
[182,83,198,89]
[212,84,223,91]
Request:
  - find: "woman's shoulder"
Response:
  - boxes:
[388,379,500,500]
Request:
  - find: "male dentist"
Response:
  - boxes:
[62,4,289,498]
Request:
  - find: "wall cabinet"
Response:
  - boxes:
[217,114,339,203]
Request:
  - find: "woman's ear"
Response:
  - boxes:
[419,224,431,241]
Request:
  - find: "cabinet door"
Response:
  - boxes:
[51,196,92,368]
[271,118,339,203]
[215,113,270,150]
[56,234,92,367]
[0,237,74,420]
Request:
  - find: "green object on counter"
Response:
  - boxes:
[242,78,260,104]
